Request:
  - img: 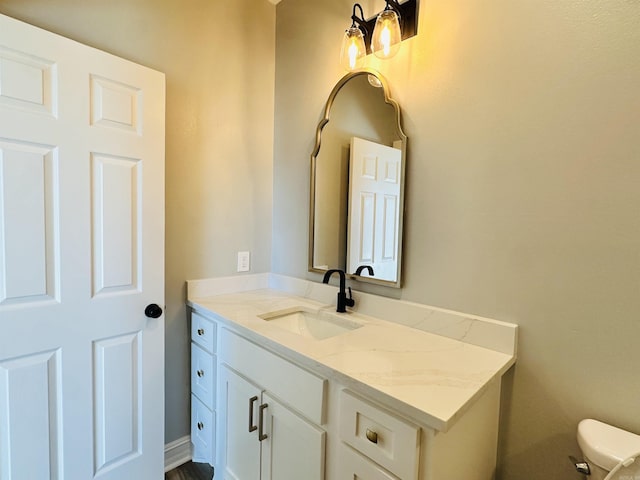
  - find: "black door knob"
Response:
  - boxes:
[145,304,163,318]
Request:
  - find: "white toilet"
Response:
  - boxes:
[576,419,640,479]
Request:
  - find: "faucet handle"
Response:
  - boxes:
[346,287,355,308]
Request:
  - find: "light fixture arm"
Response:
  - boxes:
[384,0,403,14]
[381,0,406,34]
[350,3,368,32]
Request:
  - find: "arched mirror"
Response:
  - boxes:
[309,69,407,287]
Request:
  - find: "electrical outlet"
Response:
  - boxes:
[237,251,250,272]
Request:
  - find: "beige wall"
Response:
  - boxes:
[3,1,639,476]
[273,0,640,479]
[0,0,275,443]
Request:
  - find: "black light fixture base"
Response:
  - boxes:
[351,0,419,55]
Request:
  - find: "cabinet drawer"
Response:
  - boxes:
[191,343,216,407]
[191,395,215,465]
[219,328,326,425]
[338,444,399,480]
[191,311,216,352]
[339,390,420,480]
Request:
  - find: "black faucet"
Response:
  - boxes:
[322,269,354,313]
[355,265,374,277]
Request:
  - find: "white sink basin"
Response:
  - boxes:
[258,307,363,340]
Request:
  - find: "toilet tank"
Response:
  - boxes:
[578,419,640,477]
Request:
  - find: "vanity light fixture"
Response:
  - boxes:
[340,0,419,71]
[372,2,402,59]
[340,4,368,71]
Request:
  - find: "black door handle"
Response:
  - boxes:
[145,304,163,318]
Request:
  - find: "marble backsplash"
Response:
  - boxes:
[187,273,517,356]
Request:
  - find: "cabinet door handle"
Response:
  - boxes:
[258,403,268,441]
[366,428,378,444]
[248,396,259,432]
[197,328,205,336]
[196,369,204,377]
[197,422,204,431]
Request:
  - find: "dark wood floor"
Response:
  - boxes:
[165,461,213,480]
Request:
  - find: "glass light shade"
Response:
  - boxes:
[367,74,383,88]
[340,26,366,71]
[371,9,402,59]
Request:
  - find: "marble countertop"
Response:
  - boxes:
[189,285,516,432]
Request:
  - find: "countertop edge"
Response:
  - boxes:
[188,296,516,433]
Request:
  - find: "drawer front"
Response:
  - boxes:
[339,390,420,480]
[191,343,216,407]
[191,311,216,352]
[338,445,399,480]
[219,328,326,425]
[191,395,215,465]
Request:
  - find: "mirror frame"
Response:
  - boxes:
[309,69,407,288]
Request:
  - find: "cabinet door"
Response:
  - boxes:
[191,395,215,465]
[192,342,216,407]
[338,444,399,480]
[218,366,261,480]
[261,393,326,480]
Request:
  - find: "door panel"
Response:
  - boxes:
[0,13,165,480]
[90,75,141,133]
[382,194,398,260]
[261,393,326,480]
[0,46,56,116]
[93,332,142,473]
[91,153,141,296]
[218,366,261,480]
[0,350,63,480]
[0,139,58,305]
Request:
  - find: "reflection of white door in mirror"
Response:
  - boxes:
[347,137,402,282]
[309,69,406,288]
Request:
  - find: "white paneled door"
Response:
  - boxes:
[0,14,165,480]
[347,137,401,282]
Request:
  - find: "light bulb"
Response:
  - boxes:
[340,26,366,71]
[381,25,392,56]
[371,9,401,59]
[367,74,383,88]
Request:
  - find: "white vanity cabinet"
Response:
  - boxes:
[218,366,325,480]
[337,390,420,479]
[190,312,217,465]
[325,381,502,480]
[215,327,326,480]
[187,285,515,480]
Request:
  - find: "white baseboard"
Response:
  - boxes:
[164,435,192,472]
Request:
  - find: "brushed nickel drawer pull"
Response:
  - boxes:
[197,328,205,335]
[366,428,378,444]
[196,369,204,377]
[197,422,204,430]
[248,396,258,432]
[258,403,268,441]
